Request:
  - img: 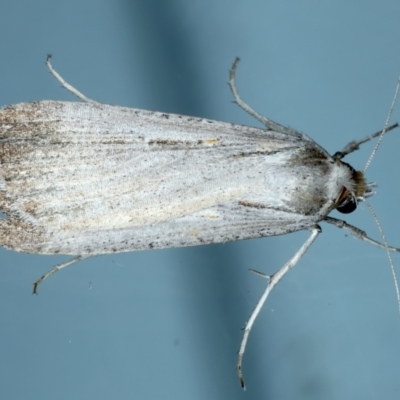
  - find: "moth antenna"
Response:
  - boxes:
[364,200,400,315]
[364,73,400,172]
[362,72,400,316]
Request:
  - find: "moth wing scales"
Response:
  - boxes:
[0,101,331,255]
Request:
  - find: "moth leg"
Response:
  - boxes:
[237,226,321,389]
[46,55,99,105]
[332,123,399,160]
[32,255,91,294]
[248,268,269,278]
[229,58,299,136]
[324,216,400,252]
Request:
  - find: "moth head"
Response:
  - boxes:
[335,161,371,214]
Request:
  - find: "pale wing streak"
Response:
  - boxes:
[18,200,313,254]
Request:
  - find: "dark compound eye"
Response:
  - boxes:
[336,197,357,214]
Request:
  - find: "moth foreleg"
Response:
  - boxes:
[324,216,400,252]
[332,123,399,160]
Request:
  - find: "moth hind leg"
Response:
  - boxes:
[229,57,301,137]
[237,225,321,389]
[46,55,100,105]
[32,255,92,294]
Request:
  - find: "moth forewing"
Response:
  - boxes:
[0,101,351,255]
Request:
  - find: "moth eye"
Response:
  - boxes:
[335,186,358,214]
[336,197,357,214]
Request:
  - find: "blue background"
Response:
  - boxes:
[1,1,400,399]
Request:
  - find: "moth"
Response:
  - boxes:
[0,56,399,388]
